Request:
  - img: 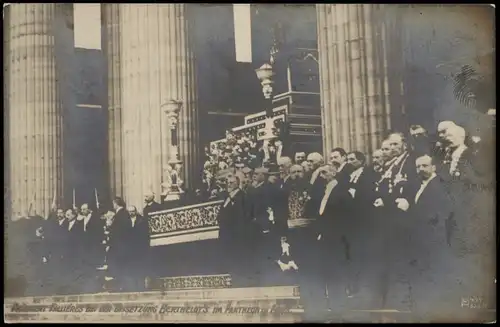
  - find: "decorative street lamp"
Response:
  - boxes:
[255,63,277,140]
[255,63,275,103]
[161,99,184,202]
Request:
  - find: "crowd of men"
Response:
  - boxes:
[209,120,495,322]
[6,118,495,322]
[7,199,151,296]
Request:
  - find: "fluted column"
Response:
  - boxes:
[317,4,404,157]
[5,4,63,218]
[120,4,199,209]
[103,4,123,198]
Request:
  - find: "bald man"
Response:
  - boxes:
[372,133,419,311]
[304,152,327,219]
[440,125,477,181]
[432,120,458,161]
[143,192,162,218]
[441,124,495,313]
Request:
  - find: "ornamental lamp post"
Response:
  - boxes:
[255,63,275,117]
[161,99,183,201]
[255,63,278,141]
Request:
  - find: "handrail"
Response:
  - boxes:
[148,200,223,236]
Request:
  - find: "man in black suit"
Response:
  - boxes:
[328,147,354,185]
[372,133,419,311]
[344,151,381,299]
[440,124,495,311]
[79,203,105,293]
[142,192,162,218]
[216,174,250,285]
[109,197,130,291]
[275,156,294,236]
[116,205,151,292]
[431,120,459,163]
[301,165,352,321]
[61,208,83,294]
[247,167,281,286]
[41,207,68,294]
[395,154,454,321]
[409,124,432,157]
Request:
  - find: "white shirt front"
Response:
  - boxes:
[58,219,65,226]
[68,220,76,231]
[449,144,467,174]
[349,167,364,184]
[131,216,136,228]
[319,180,338,216]
[83,213,92,231]
[415,173,437,204]
[223,189,240,207]
[310,167,322,185]
[281,175,290,188]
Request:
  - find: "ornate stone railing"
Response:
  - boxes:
[148,200,223,247]
[148,199,316,246]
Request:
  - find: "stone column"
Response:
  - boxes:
[103,4,123,198]
[317,4,405,157]
[5,4,63,218]
[120,4,199,209]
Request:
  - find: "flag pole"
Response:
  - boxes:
[27,191,36,217]
[51,189,57,211]
[94,188,100,210]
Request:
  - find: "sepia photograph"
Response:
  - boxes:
[3,3,496,323]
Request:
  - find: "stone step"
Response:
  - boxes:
[4,285,300,304]
[5,286,302,323]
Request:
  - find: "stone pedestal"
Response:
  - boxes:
[316,4,405,157]
[119,4,199,209]
[4,4,63,218]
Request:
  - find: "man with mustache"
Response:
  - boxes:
[399,154,454,322]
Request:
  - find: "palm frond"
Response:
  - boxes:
[453,64,495,114]
[452,65,479,109]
